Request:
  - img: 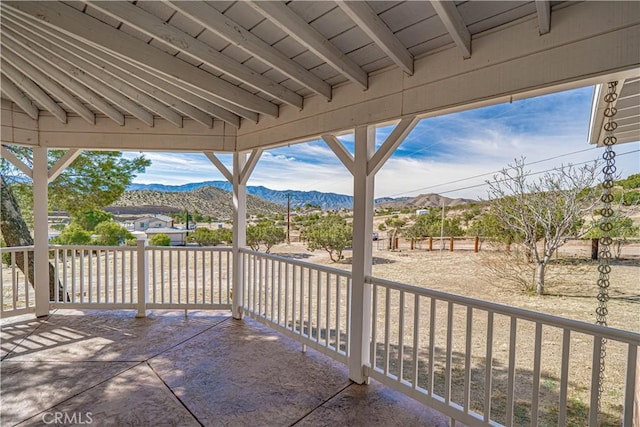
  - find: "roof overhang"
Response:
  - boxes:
[588,77,640,147]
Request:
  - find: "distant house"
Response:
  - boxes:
[145,228,188,246]
[134,215,173,231]
[416,209,429,216]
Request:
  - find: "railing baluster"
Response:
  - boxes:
[398,290,405,383]
[177,250,182,304]
[428,298,436,395]
[336,275,342,353]
[307,267,312,339]
[292,264,297,333]
[531,322,542,427]
[88,249,93,303]
[299,266,305,336]
[445,301,453,404]
[63,249,68,304]
[186,250,190,304]
[278,261,282,326]
[506,316,517,426]
[271,259,276,321]
[346,276,351,355]
[130,249,134,304]
[105,250,110,303]
[412,294,420,390]
[71,249,76,303]
[97,250,101,303]
[316,270,321,343]
[54,249,60,303]
[113,250,117,303]
[371,283,378,369]
[623,343,637,426]
[152,249,157,304]
[11,252,17,310]
[384,286,391,376]
[558,329,570,426]
[168,250,173,303]
[485,311,494,423]
[80,249,85,304]
[325,272,330,348]
[464,306,473,412]
[589,336,603,427]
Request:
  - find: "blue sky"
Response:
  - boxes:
[127,85,639,200]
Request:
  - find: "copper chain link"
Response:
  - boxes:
[595,81,618,411]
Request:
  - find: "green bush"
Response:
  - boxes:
[305,214,352,262]
[51,224,92,245]
[188,228,220,246]
[149,234,171,246]
[93,221,133,246]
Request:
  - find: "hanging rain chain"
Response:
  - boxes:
[596,81,618,411]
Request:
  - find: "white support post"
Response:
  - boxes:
[136,238,148,318]
[232,152,248,319]
[349,125,375,384]
[32,146,49,317]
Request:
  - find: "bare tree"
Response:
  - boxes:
[486,158,600,295]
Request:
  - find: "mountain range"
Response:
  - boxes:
[126,181,475,211]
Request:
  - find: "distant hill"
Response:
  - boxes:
[126,181,477,211]
[128,181,356,210]
[377,193,475,209]
[111,186,285,219]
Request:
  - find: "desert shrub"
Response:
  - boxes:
[93,221,133,246]
[149,233,171,246]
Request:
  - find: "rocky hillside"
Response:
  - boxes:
[111,186,285,219]
[377,193,475,209]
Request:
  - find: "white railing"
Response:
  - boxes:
[0,246,36,317]
[146,246,232,309]
[48,244,232,312]
[51,245,138,309]
[367,275,639,427]
[241,249,351,364]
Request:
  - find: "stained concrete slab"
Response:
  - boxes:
[149,319,351,426]
[16,364,200,427]
[1,313,48,360]
[296,379,452,427]
[0,361,136,426]
[4,309,228,362]
[2,309,455,426]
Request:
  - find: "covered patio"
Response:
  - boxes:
[1,1,639,426]
[2,309,452,426]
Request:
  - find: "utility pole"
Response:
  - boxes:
[287,192,291,244]
[440,200,445,257]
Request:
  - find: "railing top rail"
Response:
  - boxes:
[1,245,35,251]
[240,248,352,278]
[146,245,232,251]
[49,244,137,251]
[367,275,640,345]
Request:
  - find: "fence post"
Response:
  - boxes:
[449,236,454,252]
[474,236,479,253]
[429,237,433,251]
[136,239,148,318]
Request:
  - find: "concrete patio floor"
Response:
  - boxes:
[1,309,453,426]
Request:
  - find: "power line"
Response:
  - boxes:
[385,146,600,198]
[418,148,639,198]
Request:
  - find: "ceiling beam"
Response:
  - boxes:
[321,134,354,175]
[166,1,332,101]
[4,11,239,127]
[3,16,187,128]
[430,1,471,59]
[1,144,33,178]
[1,41,125,126]
[0,74,39,121]
[247,0,368,90]
[89,1,303,109]
[1,60,67,124]
[204,152,233,182]
[2,24,155,126]
[536,1,551,35]
[3,1,279,118]
[48,149,81,183]
[336,1,414,75]
[2,48,95,125]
